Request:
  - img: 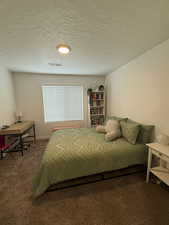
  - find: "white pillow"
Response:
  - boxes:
[105,130,121,141]
[96,125,106,133]
[104,119,121,141]
[105,119,120,133]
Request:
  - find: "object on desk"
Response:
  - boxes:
[16,111,23,123]
[1,125,10,129]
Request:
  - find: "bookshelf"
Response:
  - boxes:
[88,90,105,127]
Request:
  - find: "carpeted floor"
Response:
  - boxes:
[0,140,168,225]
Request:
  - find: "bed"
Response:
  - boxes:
[32,128,147,198]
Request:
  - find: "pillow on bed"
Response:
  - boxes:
[105,119,120,133]
[105,129,121,141]
[105,120,121,141]
[137,125,154,144]
[127,119,154,144]
[96,125,106,133]
[105,116,127,124]
[120,120,140,144]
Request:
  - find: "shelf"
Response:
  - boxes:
[147,143,169,158]
[91,114,104,117]
[90,106,104,108]
[151,166,169,186]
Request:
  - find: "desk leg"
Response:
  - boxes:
[19,135,24,156]
[33,124,36,144]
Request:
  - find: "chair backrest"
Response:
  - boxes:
[0,135,5,148]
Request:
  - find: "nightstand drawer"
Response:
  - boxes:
[152,149,169,163]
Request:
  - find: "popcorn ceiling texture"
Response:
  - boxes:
[0,1,169,75]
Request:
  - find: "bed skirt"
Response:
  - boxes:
[47,164,146,192]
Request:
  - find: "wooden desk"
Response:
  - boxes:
[0,121,36,156]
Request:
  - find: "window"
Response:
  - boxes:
[42,85,83,122]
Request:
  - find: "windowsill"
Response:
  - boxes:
[44,120,84,124]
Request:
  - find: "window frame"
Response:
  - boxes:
[41,84,84,123]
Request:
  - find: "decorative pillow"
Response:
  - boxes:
[96,125,106,133]
[120,120,140,144]
[137,125,154,144]
[127,119,154,144]
[105,119,120,133]
[127,119,140,126]
[105,130,121,141]
[105,116,127,124]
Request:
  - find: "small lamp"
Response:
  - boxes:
[16,112,23,123]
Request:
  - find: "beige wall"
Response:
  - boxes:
[13,72,105,139]
[0,66,16,126]
[106,38,169,137]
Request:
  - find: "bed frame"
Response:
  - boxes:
[47,164,146,192]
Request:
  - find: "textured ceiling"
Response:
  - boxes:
[1,0,169,75]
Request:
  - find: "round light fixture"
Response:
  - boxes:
[56,44,71,55]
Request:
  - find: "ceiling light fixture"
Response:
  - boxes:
[56,44,71,55]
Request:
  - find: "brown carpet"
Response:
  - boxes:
[0,140,169,225]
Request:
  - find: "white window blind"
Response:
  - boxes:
[42,85,83,122]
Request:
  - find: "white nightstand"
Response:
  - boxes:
[146,143,169,186]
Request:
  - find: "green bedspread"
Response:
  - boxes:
[32,128,147,197]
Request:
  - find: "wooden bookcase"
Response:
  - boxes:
[88,91,105,127]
